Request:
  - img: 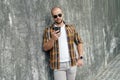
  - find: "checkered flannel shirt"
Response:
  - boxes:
[43,24,83,69]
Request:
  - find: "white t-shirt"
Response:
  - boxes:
[58,25,70,62]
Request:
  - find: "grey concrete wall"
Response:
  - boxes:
[0,0,120,80]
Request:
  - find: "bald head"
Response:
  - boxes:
[51,7,63,15]
[51,7,64,24]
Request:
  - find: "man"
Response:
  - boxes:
[43,6,83,80]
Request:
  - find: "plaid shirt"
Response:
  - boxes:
[43,24,83,69]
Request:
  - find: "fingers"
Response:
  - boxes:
[51,30,61,40]
[57,32,61,37]
[77,59,83,67]
[77,63,83,67]
[55,30,60,33]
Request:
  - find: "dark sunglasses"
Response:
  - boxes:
[53,13,62,18]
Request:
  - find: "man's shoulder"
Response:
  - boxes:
[66,24,75,27]
[66,24,76,30]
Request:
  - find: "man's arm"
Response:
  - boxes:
[77,43,84,67]
[43,38,54,51]
[43,30,60,51]
[77,43,83,58]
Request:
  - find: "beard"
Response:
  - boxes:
[55,19,63,24]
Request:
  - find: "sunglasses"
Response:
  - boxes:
[53,13,62,18]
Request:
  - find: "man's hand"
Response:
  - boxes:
[77,59,83,67]
[51,30,61,40]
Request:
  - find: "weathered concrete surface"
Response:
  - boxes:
[0,0,120,80]
[95,54,120,80]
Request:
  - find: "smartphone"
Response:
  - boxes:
[53,27,61,32]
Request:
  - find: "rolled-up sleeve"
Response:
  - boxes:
[74,30,83,45]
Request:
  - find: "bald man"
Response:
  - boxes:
[43,6,83,80]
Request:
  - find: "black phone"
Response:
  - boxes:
[53,27,61,31]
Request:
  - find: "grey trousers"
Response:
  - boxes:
[54,61,77,80]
